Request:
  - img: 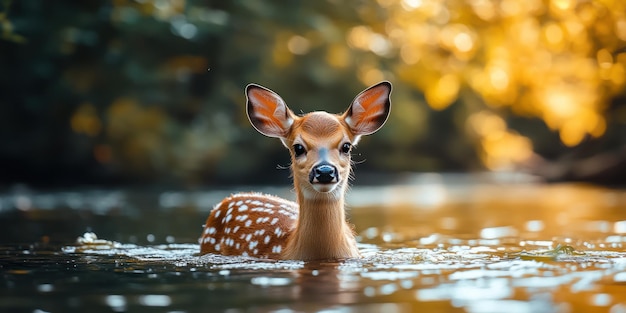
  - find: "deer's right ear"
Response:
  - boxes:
[246,84,295,139]
[343,81,392,138]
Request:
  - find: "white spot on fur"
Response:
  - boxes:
[245,234,252,242]
[233,226,240,233]
[252,229,266,236]
[278,209,297,219]
[238,205,248,212]
[245,220,252,227]
[271,218,279,225]
[272,245,282,253]
[256,217,270,224]
[274,227,282,236]
[249,241,258,250]
[264,235,271,244]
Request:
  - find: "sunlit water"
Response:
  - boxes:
[1,174,626,312]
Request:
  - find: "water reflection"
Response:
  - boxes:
[1,178,626,312]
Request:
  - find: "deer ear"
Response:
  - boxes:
[343,81,392,137]
[246,84,295,139]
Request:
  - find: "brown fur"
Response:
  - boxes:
[200,193,297,258]
[299,112,341,138]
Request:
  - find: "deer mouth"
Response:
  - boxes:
[311,181,339,193]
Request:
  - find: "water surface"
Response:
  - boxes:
[1,175,626,312]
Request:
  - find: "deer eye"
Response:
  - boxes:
[341,142,352,154]
[293,144,306,157]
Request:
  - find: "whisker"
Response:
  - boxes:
[352,157,367,165]
[276,163,291,170]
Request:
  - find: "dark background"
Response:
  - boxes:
[1,0,625,188]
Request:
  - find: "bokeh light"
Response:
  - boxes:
[3,0,626,183]
[357,0,626,169]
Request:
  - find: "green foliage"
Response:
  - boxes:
[0,0,26,43]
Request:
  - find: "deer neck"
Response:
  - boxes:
[283,182,359,260]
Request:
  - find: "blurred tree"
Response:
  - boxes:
[380,0,626,170]
[0,0,624,187]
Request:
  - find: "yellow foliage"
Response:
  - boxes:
[358,66,385,86]
[424,74,460,110]
[107,98,166,138]
[165,56,208,73]
[111,0,185,22]
[106,98,170,174]
[326,44,351,68]
[71,103,101,137]
[343,0,626,168]
[272,32,295,68]
[468,111,533,170]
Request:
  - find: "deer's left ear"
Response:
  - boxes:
[343,81,392,138]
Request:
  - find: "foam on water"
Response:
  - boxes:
[59,224,626,313]
[66,232,626,282]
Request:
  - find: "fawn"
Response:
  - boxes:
[199,81,392,260]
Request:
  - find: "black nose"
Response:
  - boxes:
[311,164,337,184]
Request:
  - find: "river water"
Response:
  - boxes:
[1,174,625,312]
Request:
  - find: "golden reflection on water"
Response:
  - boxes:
[3,179,626,312]
[346,176,626,312]
[70,178,625,312]
[351,178,625,244]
